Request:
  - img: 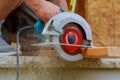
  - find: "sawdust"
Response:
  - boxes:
[20,32,56,56]
[19,57,63,80]
[7,29,56,56]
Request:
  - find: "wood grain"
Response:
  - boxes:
[82,47,120,58]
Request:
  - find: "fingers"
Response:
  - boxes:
[25,0,68,22]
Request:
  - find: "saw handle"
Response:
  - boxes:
[34,8,65,35]
[34,19,44,35]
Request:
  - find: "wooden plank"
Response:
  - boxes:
[108,47,120,57]
[82,47,120,58]
[82,47,108,58]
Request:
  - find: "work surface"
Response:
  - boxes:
[0,56,120,69]
[1,34,120,68]
[0,38,120,68]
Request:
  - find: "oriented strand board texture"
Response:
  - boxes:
[114,0,120,46]
[75,0,120,47]
[86,0,114,47]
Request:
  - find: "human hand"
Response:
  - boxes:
[36,1,60,22]
[25,0,60,22]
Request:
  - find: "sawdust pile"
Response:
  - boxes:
[19,57,64,80]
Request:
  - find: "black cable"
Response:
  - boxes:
[16,25,34,80]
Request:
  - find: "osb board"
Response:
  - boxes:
[0,0,22,20]
[114,0,120,46]
[86,0,114,47]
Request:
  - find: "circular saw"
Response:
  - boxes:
[41,12,93,61]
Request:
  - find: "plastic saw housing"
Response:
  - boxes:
[42,12,93,61]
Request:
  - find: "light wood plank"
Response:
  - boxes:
[82,47,108,58]
[82,47,120,58]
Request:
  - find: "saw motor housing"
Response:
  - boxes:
[42,12,93,61]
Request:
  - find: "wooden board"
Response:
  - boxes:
[82,47,120,58]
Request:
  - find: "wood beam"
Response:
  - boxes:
[82,47,120,58]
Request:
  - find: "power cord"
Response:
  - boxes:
[16,25,34,80]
